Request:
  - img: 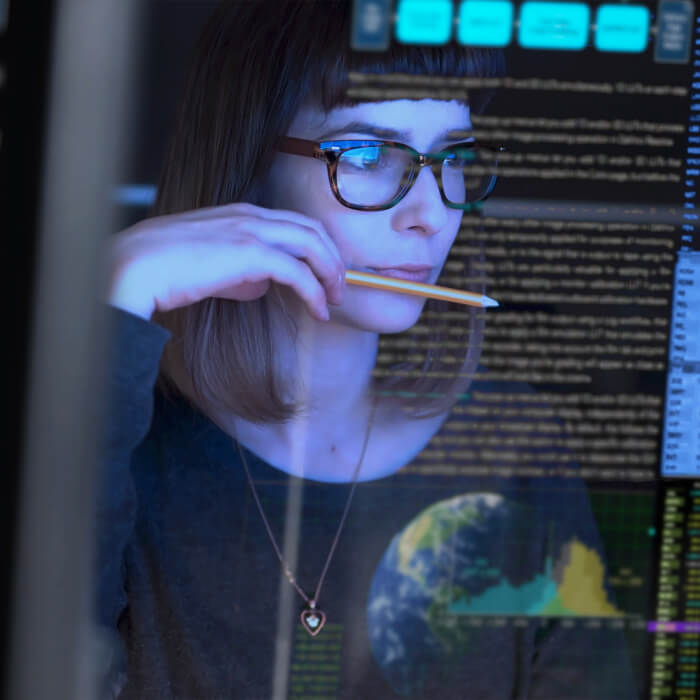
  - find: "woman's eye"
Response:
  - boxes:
[343,147,387,170]
[361,156,381,169]
[445,145,477,165]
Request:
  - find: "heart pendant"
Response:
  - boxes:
[300,607,327,636]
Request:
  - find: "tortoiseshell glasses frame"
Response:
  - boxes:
[277,136,502,212]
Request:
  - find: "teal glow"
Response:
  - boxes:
[518,1,590,50]
[396,0,454,45]
[457,0,514,47]
[595,5,649,52]
[449,557,559,615]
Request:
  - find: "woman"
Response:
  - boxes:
[98,1,637,698]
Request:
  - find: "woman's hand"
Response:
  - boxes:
[103,202,346,322]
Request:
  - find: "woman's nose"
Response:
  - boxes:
[392,165,448,235]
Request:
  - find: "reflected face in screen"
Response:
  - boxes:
[260,99,471,334]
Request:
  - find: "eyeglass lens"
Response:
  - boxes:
[335,145,497,208]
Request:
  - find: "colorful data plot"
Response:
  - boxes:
[594,4,649,53]
[457,0,514,47]
[395,0,453,45]
[518,2,590,50]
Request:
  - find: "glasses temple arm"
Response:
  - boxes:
[277,136,321,158]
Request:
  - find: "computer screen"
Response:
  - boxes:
[13,1,700,699]
[103,1,699,698]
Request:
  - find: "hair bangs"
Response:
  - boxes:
[273,0,505,117]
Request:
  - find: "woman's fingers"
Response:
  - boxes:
[104,202,346,320]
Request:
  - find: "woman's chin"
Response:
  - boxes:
[331,296,427,334]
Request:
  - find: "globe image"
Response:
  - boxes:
[366,492,621,696]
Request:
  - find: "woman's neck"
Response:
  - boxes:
[221,302,386,481]
[275,295,380,415]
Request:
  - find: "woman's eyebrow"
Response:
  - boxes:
[317,120,472,144]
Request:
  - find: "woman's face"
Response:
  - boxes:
[261,98,471,334]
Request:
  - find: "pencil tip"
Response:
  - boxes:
[484,297,499,308]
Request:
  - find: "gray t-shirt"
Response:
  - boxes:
[94,305,639,699]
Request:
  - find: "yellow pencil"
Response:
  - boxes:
[345,270,498,308]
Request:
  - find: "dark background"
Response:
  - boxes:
[4,0,56,693]
[4,1,693,697]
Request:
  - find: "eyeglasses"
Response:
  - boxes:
[277,137,501,212]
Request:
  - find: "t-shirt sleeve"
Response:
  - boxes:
[92,304,172,698]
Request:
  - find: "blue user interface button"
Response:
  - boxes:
[594,4,650,53]
[458,0,514,47]
[396,0,454,45]
[518,2,590,50]
[655,0,693,63]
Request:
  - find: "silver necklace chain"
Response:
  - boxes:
[234,394,378,609]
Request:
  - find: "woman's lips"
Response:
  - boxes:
[369,267,433,283]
